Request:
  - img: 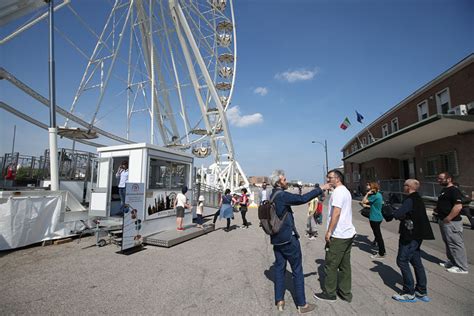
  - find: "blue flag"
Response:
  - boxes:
[356,111,364,123]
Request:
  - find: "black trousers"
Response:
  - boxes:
[370,220,386,256]
[240,206,248,226]
[213,210,230,229]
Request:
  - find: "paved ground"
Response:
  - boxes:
[1,198,473,315]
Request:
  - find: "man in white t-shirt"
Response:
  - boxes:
[314,170,356,303]
[174,186,190,231]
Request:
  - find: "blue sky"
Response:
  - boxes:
[1,0,473,183]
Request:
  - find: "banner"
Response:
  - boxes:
[122,183,145,251]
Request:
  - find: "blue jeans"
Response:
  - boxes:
[119,187,126,208]
[273,236,306,306]
[396,239,427,295]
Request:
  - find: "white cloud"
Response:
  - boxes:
[226,106,263,127]
[253,87,268,96]
[275,68,318,83]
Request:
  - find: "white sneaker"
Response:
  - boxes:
[439,261,453,268]
[446,266,468,274]
[308,236,317,240]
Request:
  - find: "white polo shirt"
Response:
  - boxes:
[327,185,356,239]
[176,193,187,208]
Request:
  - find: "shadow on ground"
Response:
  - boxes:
[369,260,401,293]
[352,234,375,254]
[264,265,318,305]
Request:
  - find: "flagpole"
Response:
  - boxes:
[355,110,375,144]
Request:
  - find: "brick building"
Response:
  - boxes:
[248,176,270,187]
[342,54,474,197]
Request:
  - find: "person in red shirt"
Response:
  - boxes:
[239,188,249,229]
[5,163,16,180]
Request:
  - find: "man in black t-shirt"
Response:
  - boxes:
[436,172,469,274]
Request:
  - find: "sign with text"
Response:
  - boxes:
[122,183,144,252]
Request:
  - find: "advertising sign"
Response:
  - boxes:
[122,183,144,252]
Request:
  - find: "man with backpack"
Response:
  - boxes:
[267,169,330,313]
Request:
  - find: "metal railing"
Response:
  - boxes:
[1,149,97,188]
[379,179,473,204]
[194,182,221,208]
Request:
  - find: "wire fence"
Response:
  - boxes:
[1,149,97,188]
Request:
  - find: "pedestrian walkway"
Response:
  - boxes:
[0,201,472,315]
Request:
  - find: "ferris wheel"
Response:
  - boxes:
[1,0,249,191]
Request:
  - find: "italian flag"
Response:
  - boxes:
[340,117,351,130]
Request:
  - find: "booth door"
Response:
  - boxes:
[89,157,112,217]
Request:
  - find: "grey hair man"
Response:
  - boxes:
[268,169,331,313]
[391,179,434,302]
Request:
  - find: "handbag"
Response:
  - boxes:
[359,207,370,218]
[382,204,394,222]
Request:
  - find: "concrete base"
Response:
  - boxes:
[144,224,214,247]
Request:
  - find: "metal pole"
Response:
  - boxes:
[324,139,329,175]
[11,125,16,157]
[48,0,59,191]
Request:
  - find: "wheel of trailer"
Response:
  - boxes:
[97,239,107,247]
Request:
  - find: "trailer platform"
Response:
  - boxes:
[143,224,214,247]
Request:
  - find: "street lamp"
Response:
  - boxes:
[311,140,328,175]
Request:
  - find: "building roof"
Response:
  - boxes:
[343,115,474,163]
[342,53,474,151]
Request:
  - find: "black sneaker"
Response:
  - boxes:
[313,292,336,302]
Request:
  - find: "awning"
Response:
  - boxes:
[343,115,474,163]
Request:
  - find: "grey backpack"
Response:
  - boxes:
[258,191,288,235]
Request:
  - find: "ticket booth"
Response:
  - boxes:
[89,143,194,237]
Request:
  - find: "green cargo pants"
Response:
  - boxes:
[323,236,354,302]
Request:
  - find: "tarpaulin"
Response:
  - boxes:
[0,195,71,250]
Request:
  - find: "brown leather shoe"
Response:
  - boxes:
[298,303,316,314]
[276,300,285,311]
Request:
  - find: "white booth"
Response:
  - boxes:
[90,143,194,237]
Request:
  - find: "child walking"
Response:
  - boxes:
[307,196,319,240]
[196,195,205,228]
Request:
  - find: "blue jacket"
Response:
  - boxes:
[270,187,323,245]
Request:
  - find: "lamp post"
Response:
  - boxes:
[47,0,59,191]
[311,140,328,175]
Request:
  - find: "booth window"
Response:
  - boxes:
[149,158,189,189]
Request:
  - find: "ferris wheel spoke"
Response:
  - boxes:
[172,1,234,157]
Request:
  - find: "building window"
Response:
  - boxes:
[345,173,351,184]
[382,124,389,137]
[417,100,429,120]
[391,118,399,132]
[352,171,360,183]
[436,88,451,114]
[365,167,376,181]
[361,137,367,146]
[344,149,349,157]
[423,151,459,177]
[368,134,375,144]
